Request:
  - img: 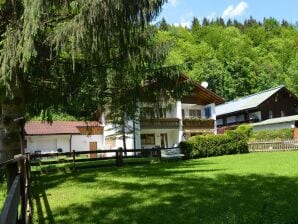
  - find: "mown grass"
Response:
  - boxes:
[0,181,6,211]
[31,151,298,224]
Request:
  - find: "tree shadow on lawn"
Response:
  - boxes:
[31,159,214,189]
[31,161,298,224]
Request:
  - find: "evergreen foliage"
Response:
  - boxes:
[0,0,189,159]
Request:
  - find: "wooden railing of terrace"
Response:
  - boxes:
[183,118,214,129]
[0,154,31,224]
[248,140,298,152]
[140,118,180,129]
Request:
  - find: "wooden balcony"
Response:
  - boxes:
[183,118,214,129]
[140,118,180,129]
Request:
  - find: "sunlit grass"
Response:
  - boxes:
[0,180,6,211]
[32,151,298,223]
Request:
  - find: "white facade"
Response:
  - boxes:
[104,120,141,150]
[104,100,217,149]
[25,134,104,154]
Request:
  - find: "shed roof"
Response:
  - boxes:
[215,86,284,116]
[25,121,101,135]
[252,115,298,127]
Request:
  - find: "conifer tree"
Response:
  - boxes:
[191,17,200,32]
[0,0,186,161]
[160,17,169,31]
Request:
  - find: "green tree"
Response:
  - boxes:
[0,0,177,161]
[191,17,200,33]
[159,17,169,31]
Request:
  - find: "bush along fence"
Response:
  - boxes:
[248,139,298,152]
[179,127,250,159]
[0,154,31,224]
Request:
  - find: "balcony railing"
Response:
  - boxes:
[183,118,214,129]
[140,118,180,129]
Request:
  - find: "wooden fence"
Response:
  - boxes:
[29,147,179,171]
[248,140,298,152]
[0,154,31,224]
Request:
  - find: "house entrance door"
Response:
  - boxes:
[160,133,168,148]
[89,142,98,158]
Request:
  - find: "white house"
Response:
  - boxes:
[104,80,224,149]
[25,121,104,154]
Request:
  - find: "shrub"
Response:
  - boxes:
[179,128,249,159]
[0,168,5,183]
[250,128,293,141]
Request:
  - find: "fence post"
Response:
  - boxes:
[72,150,76,171]
[25,154,32,223]
[19,158,26,223]
[158,148,161,161]
[26,154,31,190]
[6,162,18,192]
[115,150,118,166]
[116,148,123,167]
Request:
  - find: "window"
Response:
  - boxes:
[189,109,201,118]
[158,108,167,118]
[141,107,154,118]
[141,134,155,145]
[217,119,223,125]
[237,115,245,122]
[227,116,236,124]
[182,109,185,118]
[269,110,273,119]
[204,107,211,119]
[281,110,285,117]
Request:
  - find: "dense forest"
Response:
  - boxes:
[156,17,298,101]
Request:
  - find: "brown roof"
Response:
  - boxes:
[180,75,225,105]
[25,121,102,135]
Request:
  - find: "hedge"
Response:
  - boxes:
[250,128,294,141]
[179,126,250,159]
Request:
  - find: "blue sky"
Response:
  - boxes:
[157,0,298,27]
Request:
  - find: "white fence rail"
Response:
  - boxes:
[248,140,298,152]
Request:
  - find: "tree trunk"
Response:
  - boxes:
[0,86,24,163]
[121,114,127,156]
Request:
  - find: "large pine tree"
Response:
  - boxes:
[0,0,182,161]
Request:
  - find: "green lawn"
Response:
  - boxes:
[0,181,6,211]
[31,151,298,224]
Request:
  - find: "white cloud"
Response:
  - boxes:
[207,12,217,20]
[168,0,178,7]
[174,20,192,28]
[173,11,193,28]
[222,1,248,19]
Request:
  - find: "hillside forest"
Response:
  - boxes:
[157,17,298,101]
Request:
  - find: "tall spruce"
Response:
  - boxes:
[191,17,200,33]
[0,0,188,161]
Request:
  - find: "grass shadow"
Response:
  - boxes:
[31,158,298,223]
